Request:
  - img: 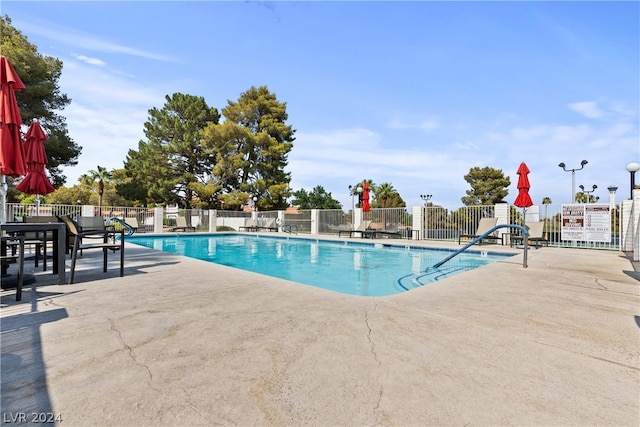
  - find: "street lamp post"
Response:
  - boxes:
[559,160,588,203]
[349,185,355,229]
[625,162,640,199]
[578,184,598,203]
[420,194,432,206]
[252,196,258,212]
[348,185,363,229]
[420,194,432,239]
[607,185,618,211]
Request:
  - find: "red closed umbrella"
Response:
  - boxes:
[16,121,55,205]
[362,181,371,213]
[514,162,533,208]
[0,55,26,177]
[514,162,534,225]
[1,55,27,224]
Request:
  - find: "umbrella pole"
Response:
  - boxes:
[36,195,40,216]
[1,174,6,224]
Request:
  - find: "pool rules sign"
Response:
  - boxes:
[561,204,611,242]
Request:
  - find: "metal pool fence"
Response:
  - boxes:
[5,202,624,251]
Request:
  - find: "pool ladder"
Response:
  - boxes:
[433,224,529,269]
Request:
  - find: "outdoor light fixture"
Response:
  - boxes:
[348,185,364,228]
[420,194,432,205]
[607,185,618,211]
[559,160,588,203]
[578,184,598,202]
[252,196,258,212]
[626,161,640,199]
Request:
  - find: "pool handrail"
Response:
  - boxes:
[433,224,529,269]
[281,224,298,235]
[107,217,135,236]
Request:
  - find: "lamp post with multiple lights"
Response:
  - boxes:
[559,160,588,203]
[420,194,432,206]
[578,184,598,203]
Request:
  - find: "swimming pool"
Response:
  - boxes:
[128,234,515,296]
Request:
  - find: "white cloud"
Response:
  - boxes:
[568,101,604,119]
[73,54,106,66]
[13,17,176,62]
[386,117,440,132]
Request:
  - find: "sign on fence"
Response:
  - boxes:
[561,204,611,242]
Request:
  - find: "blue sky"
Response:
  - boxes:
[4,1,639,210]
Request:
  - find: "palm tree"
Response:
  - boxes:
[542,197,552,233]
[86,166,112,213]
[374,182,396,229]
[375,182,395,209]
[349,179,375,208]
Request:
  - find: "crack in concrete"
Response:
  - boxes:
[107,317,160,392]
[365,302,387,423]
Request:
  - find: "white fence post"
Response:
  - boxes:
[354,208,363,230]
[81,205,94,217]
[209,209,217,233]
[311,209,319,235]
[154,207,164,233]
[412,206,423,240]
[278,210,285,231]
[622,199,634,252]
[495,203,509,241]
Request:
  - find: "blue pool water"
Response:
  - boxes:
[128,234,515,296]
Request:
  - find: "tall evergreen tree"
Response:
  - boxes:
[202,86,295,210]
[1,15,81,188]
[291,186,342,209]
[124,93,220,208]
[461,166,510,206]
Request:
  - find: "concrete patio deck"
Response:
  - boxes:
[1,235,639,426]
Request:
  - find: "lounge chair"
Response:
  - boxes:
[59,215,125,284]
[239,219,258,232]
[124,217,146,233]
[338,220,373,238]
[169,216,196,232]
[458,217,500,245]
[363,228,403,239]
[510,221,548,248]
[257,218,278,232]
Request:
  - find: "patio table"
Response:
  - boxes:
[1,222,66,285]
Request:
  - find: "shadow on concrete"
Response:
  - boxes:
[1,295,68,425]
[622,270,640,282]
